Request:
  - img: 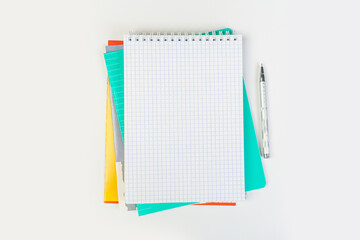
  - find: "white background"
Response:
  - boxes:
[0,0,359,239]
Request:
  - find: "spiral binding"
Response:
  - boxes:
[126,31,238,42]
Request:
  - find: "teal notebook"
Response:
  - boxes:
[104,29,266,216]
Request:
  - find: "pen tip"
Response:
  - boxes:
[260,63,264,74]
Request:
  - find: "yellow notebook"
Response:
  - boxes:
[104,79,118,203]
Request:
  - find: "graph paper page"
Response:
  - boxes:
[124,34,244,203]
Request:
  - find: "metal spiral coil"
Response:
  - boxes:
[126,31,239,42]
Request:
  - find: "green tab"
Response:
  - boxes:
[243,80,266,191]
[104,50,125,141]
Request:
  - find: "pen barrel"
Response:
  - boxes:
[260,81,270,158]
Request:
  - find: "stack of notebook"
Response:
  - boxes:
[103,28,266,216]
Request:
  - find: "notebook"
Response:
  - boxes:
[104,78,118,203]
[104,29,266,215]
[106,44,124,164]
[123,33,245,204]
[107,46,136,211]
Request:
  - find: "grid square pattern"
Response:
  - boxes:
[124,34,245,203]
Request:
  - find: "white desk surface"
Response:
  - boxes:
[1,0,359,239]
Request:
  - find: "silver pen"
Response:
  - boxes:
[259,63,270,158]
